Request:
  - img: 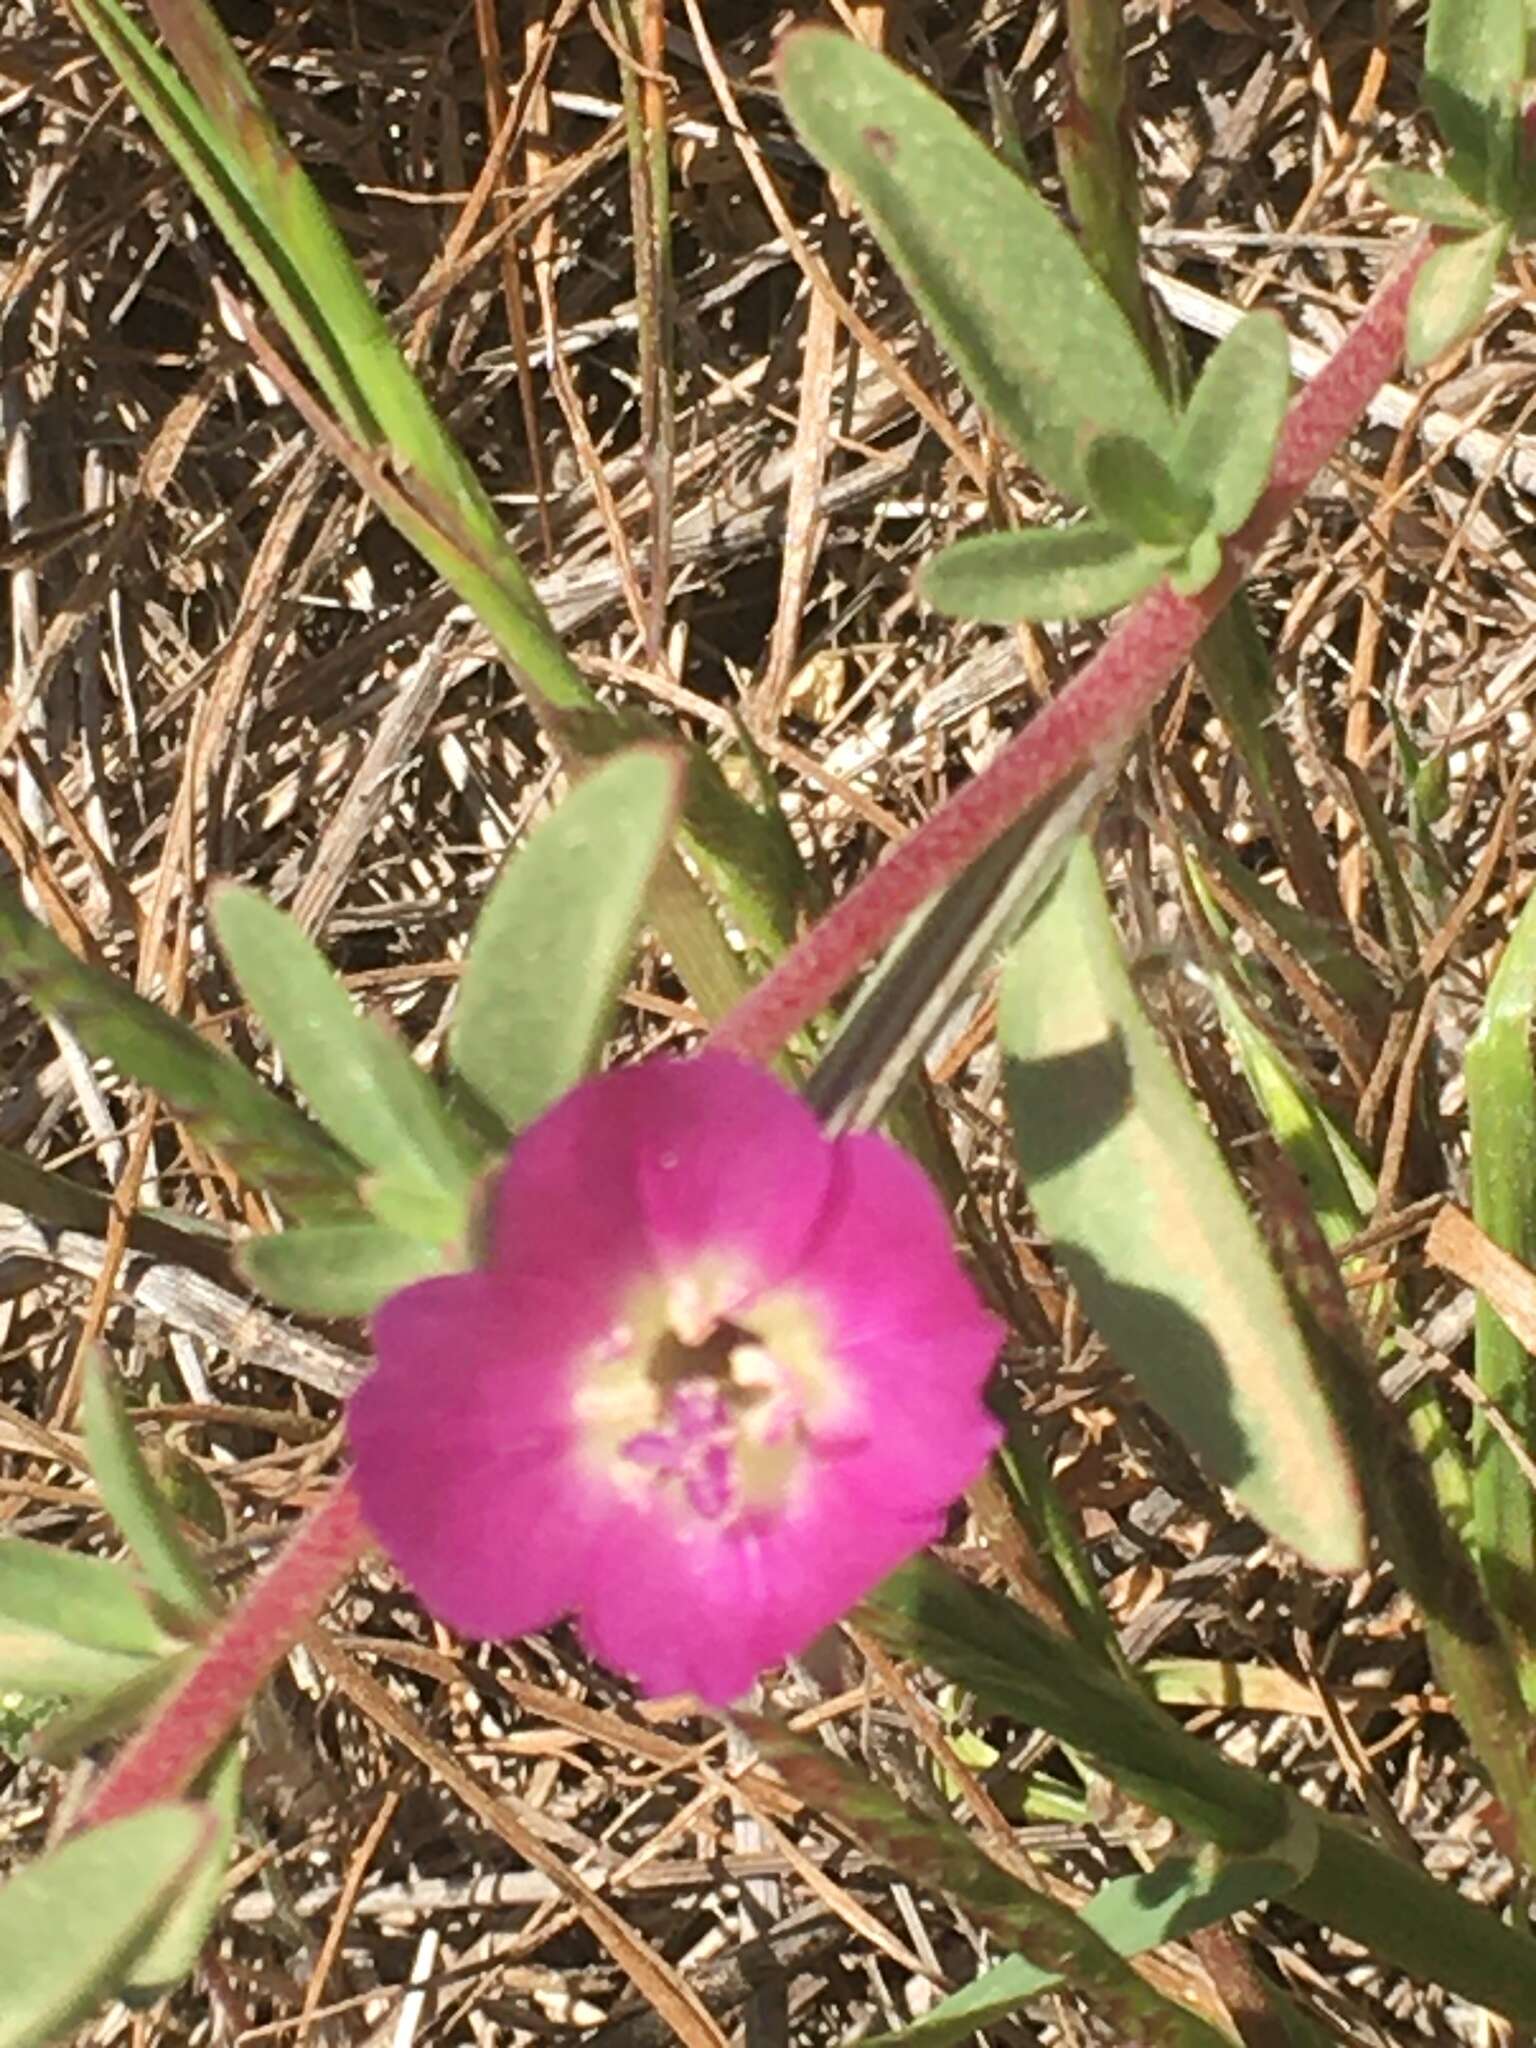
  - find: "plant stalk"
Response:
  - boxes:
[75,1477,369,1830]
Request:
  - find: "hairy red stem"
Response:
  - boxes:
[710,235,1429,1066]
[76,1476,369,1829]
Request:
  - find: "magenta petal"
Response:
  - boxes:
[576,1506,797,1703]
[627,1054,836,1291]
[485,1079,652,1321]
[800,1130,1005,1416]
[576,1469,954,1705]
[485,1054,836,1318]
[350,1273,595,1641]
[349,1057,1005,1706]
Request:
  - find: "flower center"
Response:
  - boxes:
[617,1318,804,1525]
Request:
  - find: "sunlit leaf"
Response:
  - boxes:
[212,883,483,1229]
[123,1746,241,1995]
[871,1851,1308,2047]
[239,1222,450,1317]
[1406,225,1508,367]
[451,749,684,1134]
[0,1538,178,1699]
[1466,885,1536,1684]
[807,758,1120,1133]
[919,524,1167,624]
[1176,310,1290,537]
[1425,0,1525,200]
[28,1655,190,1763]
[776,29,1176,505]
[998,838,1364,1570]
[0,1803,211,2048]
[866,1557,1536,2026]
[1083,433,1209,548]
[0,893,359,1222]
[1368,164,1493,230]
[738,1711,1228,2048]
[81,1349,216,1633]
[1167,526,1223,596]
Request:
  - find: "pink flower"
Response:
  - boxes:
[346,1054,1004,1703]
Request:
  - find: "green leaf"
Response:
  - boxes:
[678,738,811,958]
[1176,311,1291,537]
[866,1558,1536,2030]
[871,1853,1307,2047]
[1205,981,1372,1255]
[1406,224,1509,367]
[0,1803,212,2048]
[212,884,483,1229]
[239,1221,450,1317]
[123,1745,241,1995]
[451,749,684,1134]
[1167,527,1224,596]
[81,1350,216,1633]
[1466,885,1536,1687]
[919,524,1167,624]
[999,839,1365,1571]
[0,892,360,1223]
[28,1655,191,1763]
[775,29,1176,505]
[0,1539,178,1700]
[554,708,813,961]
[1368,164,1494,230]
[806,759,1120,1133]
[1083,433,1210,547]
[1426,0,1525,200]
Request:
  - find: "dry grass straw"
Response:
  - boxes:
[4,0,1536,2040]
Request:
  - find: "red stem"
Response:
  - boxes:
[710,235,1430,1066]
[75,1475,369,1829]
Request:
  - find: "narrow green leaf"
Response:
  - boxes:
[1206,982,1372,1255]
[551,706,812,963]
[451,750,684,1134]
[28,1654,190,1762]
[1176,311,1291,537]
[0,1803,211,2048]
[677,739,810,958]
[1426,0,1525,197]
[0,1539,176,1665]
[123,1745,241,1994]
[80,1351,216,1632]
[1368,164,1494,230]
[0,892,360,1222]
[239,1222,450,1317]
[0,1631,163,1705]
[998,839,1364,1571]
[212,884,483,1225]
[1406,225,1509,367]
[775,29,1176,504]
[1083,433,1210,548]
[1466,886,1536,1686]
[871,1853,1305,2048]
[69,0,755,1033]
[919,524,1167,624]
